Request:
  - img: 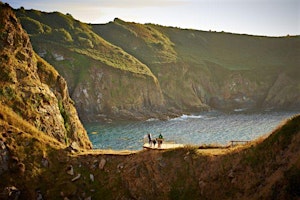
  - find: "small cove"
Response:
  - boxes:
[86,111,299,150]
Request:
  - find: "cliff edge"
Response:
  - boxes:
[0,3,91,149]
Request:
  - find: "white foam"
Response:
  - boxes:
[170,114,204,121]
[146,118,159,122]
[234,108,248,112]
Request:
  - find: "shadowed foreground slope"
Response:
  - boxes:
[1,106,299,199]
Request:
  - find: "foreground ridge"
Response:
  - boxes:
[1,113,299,199]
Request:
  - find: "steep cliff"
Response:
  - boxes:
[15,9,170,122]
[94,20,300,112]
[263,73,300,110]
[71,63,168,121]
[15,10,300,122]
[0,3,91,148]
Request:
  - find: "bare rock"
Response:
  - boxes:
[228,169,234,179]
[198,180,207,195]
[98,158,106,170]
[41,157,49,168]
[18,162,25,174]
[71,173,81,182]
[36,189,44,200]
[117,163,124,173]
[90,174,94,182]
[70,142,80,151]
[66,165,74,176]
[2,186,21,200]
[91,159,98,169]
[0,141,9,175]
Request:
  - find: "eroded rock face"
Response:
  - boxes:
[263,73,300,110]
[0,141,9,175]
[0,4,91,149]
[71,66,168,121]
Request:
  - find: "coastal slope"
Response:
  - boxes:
[15,9,170,121]
[15,10,300,122]
[94,19,300,113]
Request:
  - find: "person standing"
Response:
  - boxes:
[157,133,163,148]
[147,133,152,147]
[152,139,157,147]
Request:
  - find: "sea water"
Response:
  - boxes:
[86,111,299,150]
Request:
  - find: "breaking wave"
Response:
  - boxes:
[170,114,204,121]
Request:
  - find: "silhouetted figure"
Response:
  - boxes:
[152,139,157,147]
[157,134,163,148]
[148,133,152,146]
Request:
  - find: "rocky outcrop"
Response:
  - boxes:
[263,73,300,110]
[0,3,91,148]
[71,65,170,121]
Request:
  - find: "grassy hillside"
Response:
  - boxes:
[16,9,155,78]
[16,10,300,120]
[93,18,178,65]
[94,20,300,73]
[94,20,300,112]
[157,26,300,70]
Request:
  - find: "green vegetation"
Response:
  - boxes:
[58,99,70,144]
[0,104,63,148]
[93,18,177,65]
[243,114,300,170]
[18,16,51,35]
[0,86,15,100]
[265,115,300,149]
[92,18,300,113]
[14,8,300,119]
[16,10,156,79]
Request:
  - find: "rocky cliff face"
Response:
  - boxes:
[15,10,175,122]
[263,73,300,110]
[0,3,91,149]
[95,21,300,113]
[15,10,300,122]
[71,64,168,121]
[29,42,170,122]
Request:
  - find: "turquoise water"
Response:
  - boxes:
[86,111,298,150]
